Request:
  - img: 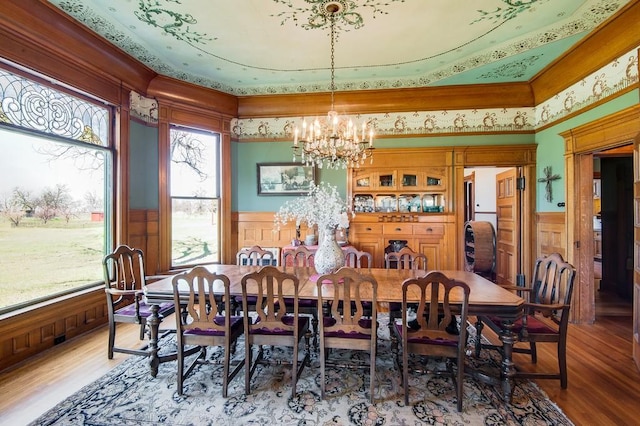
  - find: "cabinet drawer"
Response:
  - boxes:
[412,223,445,236]
[352,223,383,234]
[382,223,413,235]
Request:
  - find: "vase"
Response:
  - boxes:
[314,227,345,274]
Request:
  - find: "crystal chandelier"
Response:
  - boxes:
[292,2,374,169]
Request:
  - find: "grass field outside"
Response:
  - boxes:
[0,211,220,311]
[0,216,104,310]
[171,211,219,266]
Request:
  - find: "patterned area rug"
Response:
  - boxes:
[31,315,573,425]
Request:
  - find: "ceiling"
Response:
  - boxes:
[48,0,629,97]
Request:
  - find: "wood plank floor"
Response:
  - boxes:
[1,314,639,425]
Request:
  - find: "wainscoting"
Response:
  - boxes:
[536,212,566,259]
[0,208,159,372]
[0,287,107,371]
[129,209,160,274]
[233,211,313,258]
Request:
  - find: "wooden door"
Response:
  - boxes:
[495,168,520,286]
[464,172,475,223]
[633,136,640,371]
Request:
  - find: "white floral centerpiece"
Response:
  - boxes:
[274,182,354,274]
[274,182,353,232]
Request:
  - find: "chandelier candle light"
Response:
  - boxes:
[291,2,374,170]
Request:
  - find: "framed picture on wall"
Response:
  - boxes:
[257,162,316,195]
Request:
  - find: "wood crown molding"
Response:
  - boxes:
[0,1,156,103]
[453,144,537,166]
[560,105,640,154]
[237,82,534,118]
[147,75,238,118]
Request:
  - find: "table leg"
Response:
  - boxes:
[147,304,161,378]
[498,320,517,402]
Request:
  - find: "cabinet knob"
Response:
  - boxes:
[395,227,401,231]
[366,227,372,231]
[426,227,433,232]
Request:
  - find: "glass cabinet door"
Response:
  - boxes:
[377,171,396,189]
[425,174,444,188]
[353,170,373,189]
[400,171,419,189]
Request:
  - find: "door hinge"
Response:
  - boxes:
[516,177,525,190]
[575,240,580,249]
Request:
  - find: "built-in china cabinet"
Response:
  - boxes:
[347,148,456,269]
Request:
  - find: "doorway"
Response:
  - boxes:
[594,152,633,318]
[463,166,516,284]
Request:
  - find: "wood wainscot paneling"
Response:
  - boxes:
[0,287,107,372]
[233,212,315,260]
[536,212,566,259]
[128,210,160,274]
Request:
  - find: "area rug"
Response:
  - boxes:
[31,316,573,426]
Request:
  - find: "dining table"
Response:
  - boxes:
[143,264,524,402]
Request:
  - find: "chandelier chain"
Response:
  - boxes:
[291,3,374,169]
[330,13,336,109]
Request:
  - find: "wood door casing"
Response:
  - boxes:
[561,105,640,327]
[495,168,520,287]
[634,135,640,371]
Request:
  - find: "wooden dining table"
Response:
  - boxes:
[143,265,524,401]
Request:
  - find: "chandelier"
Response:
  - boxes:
[292,2,374,169]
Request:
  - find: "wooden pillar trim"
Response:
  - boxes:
[156,103,232,269]
[562,104,640,324]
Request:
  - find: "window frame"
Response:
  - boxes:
[0,63,115,314]
[168,125,222,267]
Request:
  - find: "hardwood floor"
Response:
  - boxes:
[1,315,639,425]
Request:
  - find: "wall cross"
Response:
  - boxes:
[538,166,561,202]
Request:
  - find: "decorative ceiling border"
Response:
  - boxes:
[534,48,638,127]
[51,0,624,96]
[130,47,639,136]
[227,47,639,140]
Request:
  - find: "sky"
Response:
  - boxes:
[0,128,104,203]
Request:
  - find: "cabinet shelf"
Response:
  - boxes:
[346,149,454,270]
[351,168,448,214]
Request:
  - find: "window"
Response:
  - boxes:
[0,67,111,312]
[169,126,220,266]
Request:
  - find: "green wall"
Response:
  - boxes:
[233,134,534,212]
[534,89,639,212]
[232,142,345,212]
[129,120,159,209]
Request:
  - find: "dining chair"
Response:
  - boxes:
[384,246,428,338]
[475,252,576,388]
[343,246,372,269]
[171,267,245,397]
[393,271,470,411]
[385,246,428,270]
[282,245,319,346]
[235,245,277,315]
[282,245,316,267]
[236,245,277,266]
[316,267,378,404]
[241,266,311,398]
[102,244,175,359]
[342,247,374,318]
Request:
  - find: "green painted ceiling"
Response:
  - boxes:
[48,0,629,96]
